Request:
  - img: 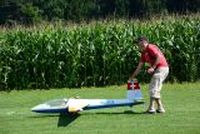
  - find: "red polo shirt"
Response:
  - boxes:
[140,44,168,69]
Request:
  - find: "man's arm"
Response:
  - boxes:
[129,62,144,80]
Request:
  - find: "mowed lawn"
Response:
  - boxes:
[0,83,200,134]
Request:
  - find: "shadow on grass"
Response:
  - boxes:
[83,110,147,115]
[29,110,148,127]
[57,110,147,127]
[57,113,80,127]
[29,113,80,127]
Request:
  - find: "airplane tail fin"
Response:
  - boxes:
[127,79,143,101]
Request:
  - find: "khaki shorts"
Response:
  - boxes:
[149,67,169,98]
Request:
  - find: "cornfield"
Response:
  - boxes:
[0,16,199,90]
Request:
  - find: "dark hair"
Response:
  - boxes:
[137,36,148,42]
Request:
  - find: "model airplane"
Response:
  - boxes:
[31,80,144,114]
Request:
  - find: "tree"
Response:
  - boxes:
[0,0,41,25]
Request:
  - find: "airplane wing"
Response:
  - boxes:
[68,99,89,112]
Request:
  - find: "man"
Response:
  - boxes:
[129,36,169,113]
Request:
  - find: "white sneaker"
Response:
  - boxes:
[147,108,156,114]
[157,107,165,113]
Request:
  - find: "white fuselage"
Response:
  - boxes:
[31,80,144,113]
[31,98,143,113]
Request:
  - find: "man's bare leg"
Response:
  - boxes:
[155,98,165,113]
[147,97,156,113]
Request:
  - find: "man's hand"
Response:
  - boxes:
[129,62,144,81]
[147,67,155,74]
[129,77,137,81]
[128,77,134,81]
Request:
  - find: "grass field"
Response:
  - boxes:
[0,83,200,134]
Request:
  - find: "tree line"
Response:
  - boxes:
[0,0,200,25]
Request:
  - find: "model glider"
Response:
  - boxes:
[31,80,144,113]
